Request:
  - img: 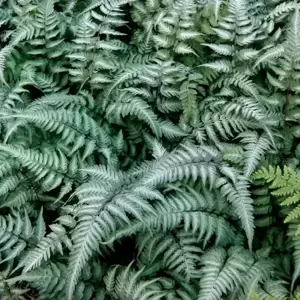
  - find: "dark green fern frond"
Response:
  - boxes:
[253,166,300,228]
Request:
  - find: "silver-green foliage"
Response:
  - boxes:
[0,0,296,300]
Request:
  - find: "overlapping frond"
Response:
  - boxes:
[0,0,297,299]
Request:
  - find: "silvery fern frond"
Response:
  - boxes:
[107,184,236,247]
[104,263,165,300]
[198,246,253,300]
[239,131,274,178]
[0,0,294,299]
[137,231,203,281]
[18,215,75,273]
[6,262,68,299]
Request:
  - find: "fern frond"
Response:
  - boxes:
[0,1,293,299]
[159,120,187,139]
[255,280,289,300]
[9,107,109,155]
[232,258,274,300]
[220,72,258,96]
[138,231,202,281]
[106,185,236,247]
[104,264,163,300]
[79,0,135,16]
[202,43,234,56]
[67,181,156,298]
[0,211,30,263]
[267,2,296,20]
[254,45,285,68]
[180,73,201,125]
[198,246,253,300]
[0,144,67,188]
[0,45,12,86]
[19,217,74,273]
[6,262,67,299]
[239,131,273,178]
[106,97,162,137]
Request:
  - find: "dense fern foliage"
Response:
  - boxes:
[0,0,300,299]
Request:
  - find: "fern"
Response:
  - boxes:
[0,0,298,299]
[239,131,274,178]
[198,246,253,300]
[137,231,203,281]
[253,166,300,229]
[104,263,165,300]
[180,73,202,126]
[18,215,75,273]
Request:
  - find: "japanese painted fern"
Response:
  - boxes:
[0,0,297,300]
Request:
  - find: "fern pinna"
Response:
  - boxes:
[0,0,298,299]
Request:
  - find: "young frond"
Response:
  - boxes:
[253,166,300,238]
